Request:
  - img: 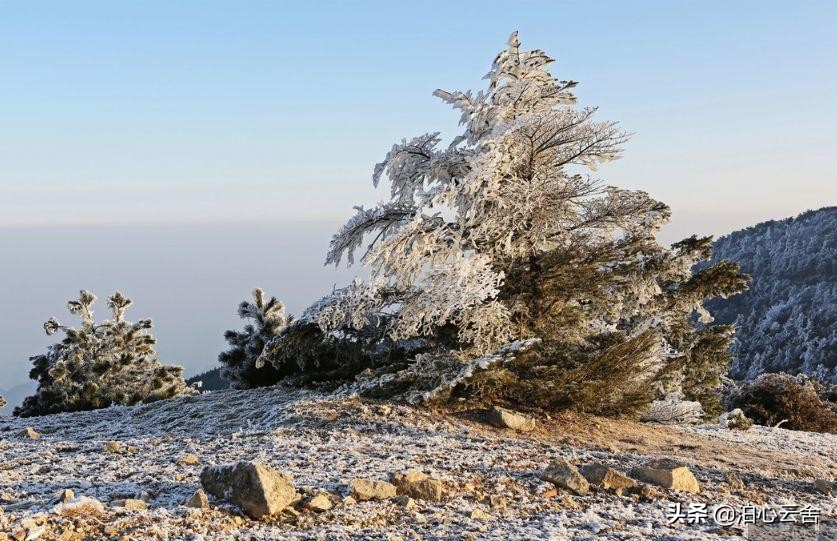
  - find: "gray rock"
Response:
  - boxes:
[540,459,589,495]
[486,407,535,432]
[200,461,297,518]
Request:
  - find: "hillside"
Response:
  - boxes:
[1,386,834,540]
[706,207,836,383]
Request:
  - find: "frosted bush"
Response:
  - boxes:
[16,291,194,417]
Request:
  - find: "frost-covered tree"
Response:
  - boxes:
[15,291,195,417]
[261,33,748,416]
[0,395,6,409]
[218,289,288,389]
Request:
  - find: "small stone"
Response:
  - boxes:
[349,479,397,501]
[631,459,700,493]
[540,459,589,495]
[19,427,40,440]
[185,489,209,509]
[103,441,124,454]
[813,479,833,495]
[539,487,558,498]
[724,471,745,490]
[24,526,45,541]
[113,498,147,510]
[200,461,297,518]
[341,496,356,506]
[558,494,581,510]
[305,493,333,512]
[178,454,201,467]
[485,406,536,432]
[634,484,663,501]
[393,495,416,509]
[580,463,637,493]
[469,508,491,520]
[489,495,507,509]
[56,489,75,503]
[390,470,444,501]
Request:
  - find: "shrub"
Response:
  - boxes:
[15,290,194,417]
[717,408,753,430]
[218,289,288,389]
[727,373,837,433]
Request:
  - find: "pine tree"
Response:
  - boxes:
[15,290,195,417]
[218,289,288,389]
[261,33,748,416]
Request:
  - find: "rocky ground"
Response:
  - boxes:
[0,386,834,540]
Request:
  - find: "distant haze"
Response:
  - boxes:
[0,222,358,397]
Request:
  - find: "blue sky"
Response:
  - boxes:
[1,1,835,393]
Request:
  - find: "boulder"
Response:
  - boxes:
[349,479,397,501]
[540,459,589,495]
[390,470,444,501]
[185,489,209,509]
[630,459,700,493]
[486,407,535,432]
[580,463,637,493]
[200,461,296,518]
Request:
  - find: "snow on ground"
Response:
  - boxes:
[1,386,834,540]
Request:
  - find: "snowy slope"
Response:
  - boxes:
[1,386,834,540]
[707,207,836,382]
